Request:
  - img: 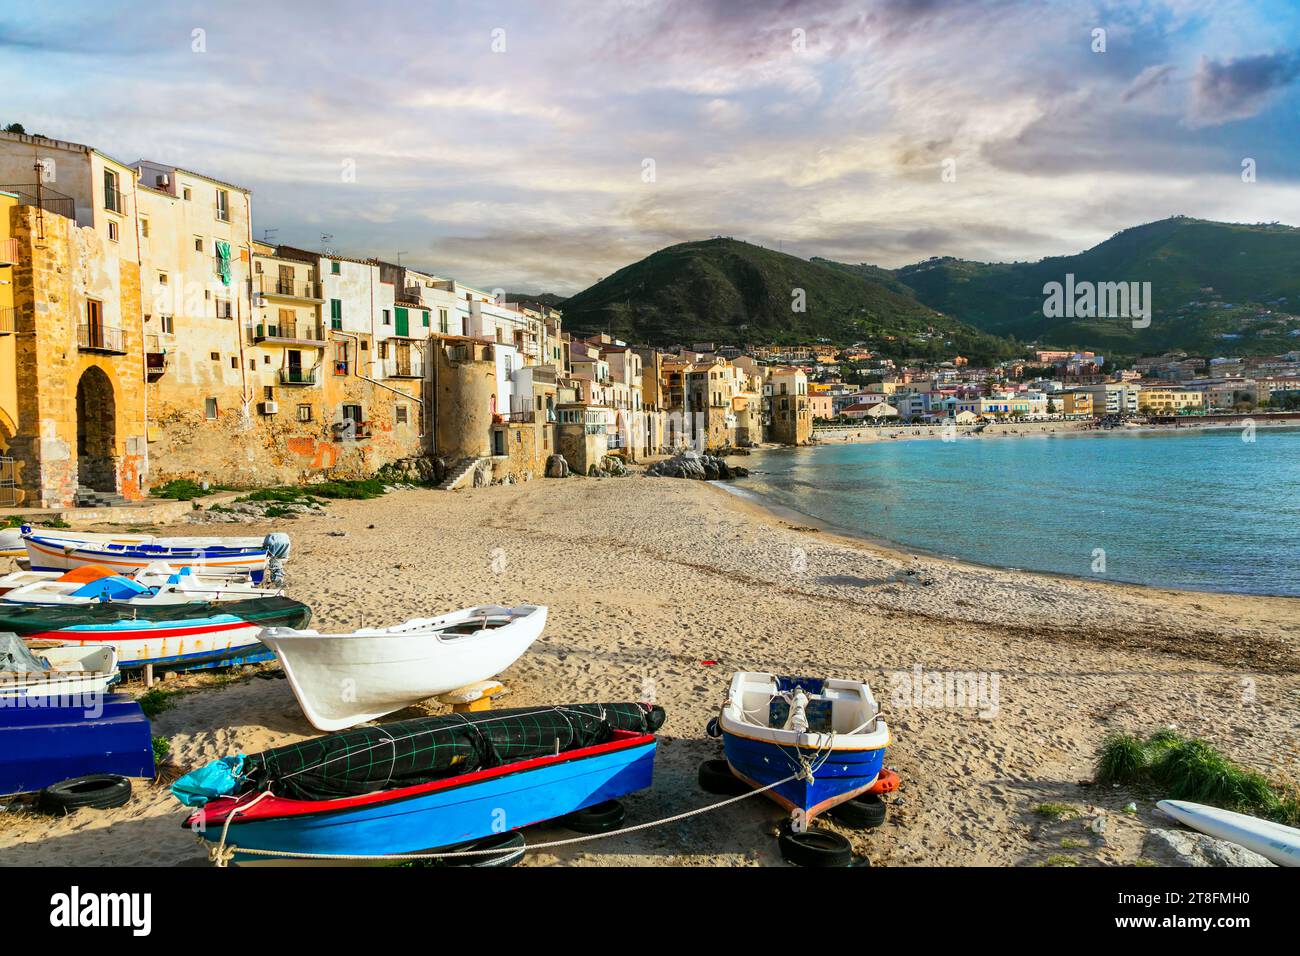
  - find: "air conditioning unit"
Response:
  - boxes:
[259,401,279,416]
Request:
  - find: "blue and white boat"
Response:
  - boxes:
[21,527,290,584]
[716,672,889,825]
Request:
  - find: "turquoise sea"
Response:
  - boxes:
[742,427,1300,596]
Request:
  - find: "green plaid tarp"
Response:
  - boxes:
[243,703,666,801]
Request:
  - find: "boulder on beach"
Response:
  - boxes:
[1142,828,1275,867]
[646,450,749,481]
[544,454,570,478]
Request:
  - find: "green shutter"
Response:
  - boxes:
[330,299,342,329]
[395,307,409,336]
[422,310,430,327]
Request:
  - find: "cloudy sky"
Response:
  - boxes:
[3,0,1299,293]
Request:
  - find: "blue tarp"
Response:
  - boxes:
[170,755,246,807]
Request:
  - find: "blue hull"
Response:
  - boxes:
[722,730,885,819]
[197,737,656,862]
[0,694,156,795]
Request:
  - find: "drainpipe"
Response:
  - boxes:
[131,170,149,488]
[236,192,253,411]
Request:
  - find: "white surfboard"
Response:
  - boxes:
[1157,799,1300,867]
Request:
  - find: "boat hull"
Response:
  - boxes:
[722,730,885,820]
[0,693,155,796]
[261,606,547,731]
[23,533,270,581]
[188,731,656,864]
[1158,799,1300,867]
[9,598,310,670]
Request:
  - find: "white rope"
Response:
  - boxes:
[207,769,804,865]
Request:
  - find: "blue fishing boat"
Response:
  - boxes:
[715,672,890,825]
[21,527,290,584]
[175,702,663,864]
[0,693,155,795]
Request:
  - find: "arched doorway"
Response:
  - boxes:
[76,367,117,492]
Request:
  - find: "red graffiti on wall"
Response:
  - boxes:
[286,437,340,469]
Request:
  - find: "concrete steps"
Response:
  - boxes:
[74,485,128,508]
[436,457,486,491]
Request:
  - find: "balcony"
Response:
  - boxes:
[0,307,14,335]
[0,184,75,221]
[145,333,167,379]
[0,237,17,266]
[250,321,327,347]
[384,356,424,379]
[278,367,319,386]
[496,409,536,424]
[255,275,322,302]
[78,323,126,354]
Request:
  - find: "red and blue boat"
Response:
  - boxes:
[176,702,663,864]
[715,672,890,824]
[3,596,311,670]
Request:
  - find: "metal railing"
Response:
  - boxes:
[77,323,126,353]
[0,456,15,507]
[497,409,535,423]
[257,275,320,300]
[0,184,76,220]
[384,356,423,379]
[278,367,318,385]
[252,322,325,343]
[103,184,125,214]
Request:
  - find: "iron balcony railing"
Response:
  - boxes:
[252,321,326,344]
[103,184,125,214]
[497,409,535,423]
[256,275,321,300]
[278,367,318,385]
[78,323,126,353]
[0,184,75,220]
[384,356,424,379]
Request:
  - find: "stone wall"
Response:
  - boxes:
[6,205,147,507]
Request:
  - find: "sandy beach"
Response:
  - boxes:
[2,473,1297,867]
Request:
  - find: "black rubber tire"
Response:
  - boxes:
[698,759,750,796]
[431,830,526,867]
[778,827,854,867]
[559,799,626,834]
[828,793,888,830]
[37,774,132,814]
[705,717,723,738]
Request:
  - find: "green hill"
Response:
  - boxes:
[558,238,1019,364]
[893,217,1300,355]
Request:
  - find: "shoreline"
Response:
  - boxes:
[736,424,1299,600]
[711,476,1297,602]
[808,417,1299,446]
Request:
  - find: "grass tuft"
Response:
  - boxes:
[1095,728,1299,826]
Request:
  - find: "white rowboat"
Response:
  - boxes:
[259,605,548,731]
[0,642,119,701]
